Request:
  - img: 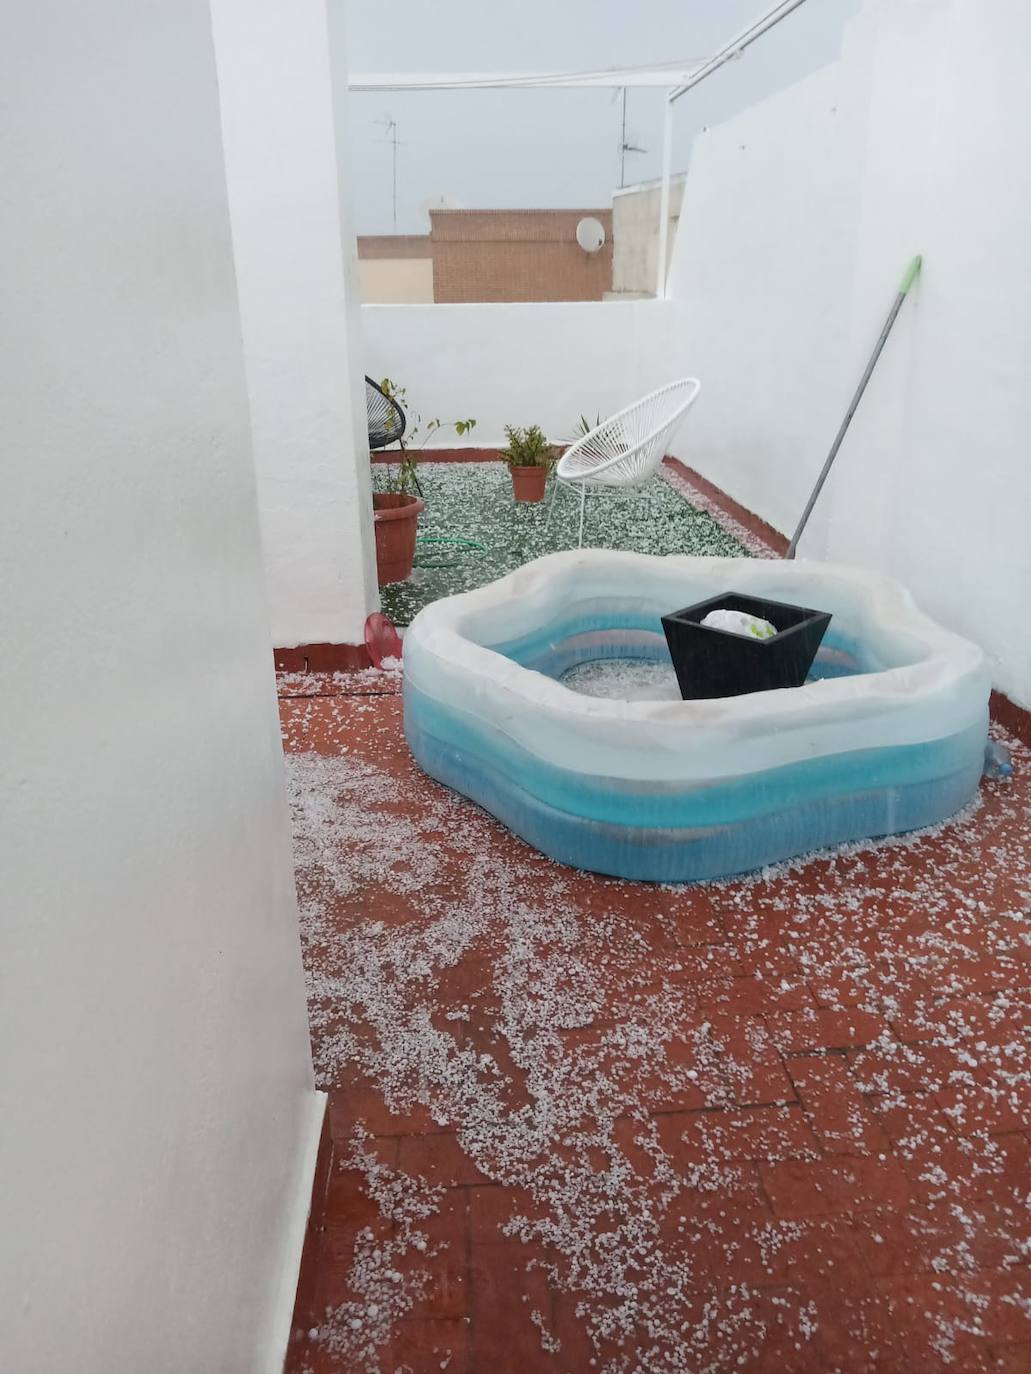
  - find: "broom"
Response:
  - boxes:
[785,255,923,559]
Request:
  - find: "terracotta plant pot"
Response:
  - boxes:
[373,491,425,585]
[510,465,548,503]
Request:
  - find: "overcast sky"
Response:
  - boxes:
[344,0,861,236]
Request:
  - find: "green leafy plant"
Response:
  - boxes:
[377,378,476,496]
[499,424,555,470]
[565,409,630,459]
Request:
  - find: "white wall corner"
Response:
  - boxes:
[1,1,323,1363]
[262,1090,328,1374]
[211,0,378,648]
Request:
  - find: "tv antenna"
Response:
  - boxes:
[617,87,647,187]
[375,114,403,232]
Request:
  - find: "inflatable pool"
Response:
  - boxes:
[402,552,990,882]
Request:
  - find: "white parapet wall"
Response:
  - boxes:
[0,2,321,1370]
[213,0,378,649]
[811,0,1031,710]
[663,0,1031,708]
[362,300,675,449]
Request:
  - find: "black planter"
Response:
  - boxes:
[661,591,832,700]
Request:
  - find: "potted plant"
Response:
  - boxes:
[372,379,475,584]
[500,424,555,502]
[373,449,425,586]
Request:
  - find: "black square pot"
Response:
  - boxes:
[661,591,832,700]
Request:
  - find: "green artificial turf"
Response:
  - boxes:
[376,461,750,626]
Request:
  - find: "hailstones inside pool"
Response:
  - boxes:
[559,656,682,701]
[556,648,849,701]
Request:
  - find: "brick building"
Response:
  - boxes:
[357,208,614,303]
[428,208,613,302]
[356,234,433,303]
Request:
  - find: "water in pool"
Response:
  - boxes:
[557,646,862,701]
[559,657,682,700]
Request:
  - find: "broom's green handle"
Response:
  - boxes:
[899,254,923,296]
[785,252,923,558]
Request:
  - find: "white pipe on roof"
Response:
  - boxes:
[349,61,710,93]
[656,94,674,299]
[653,0,812,300]
[669,0,811,102]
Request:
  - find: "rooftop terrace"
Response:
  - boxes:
[281,476,1031,1373]
[7,1,1031,1369]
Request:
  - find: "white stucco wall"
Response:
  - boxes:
[212,0,378,648]
[611,176,687,299]
[664,51,871,535]
[809,0,1031,708]
[665,0,1031,706]
[0,4,321,1371]
[362,300,674,447]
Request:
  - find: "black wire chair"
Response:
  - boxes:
[365,375,422,498]
[366,376,406,451]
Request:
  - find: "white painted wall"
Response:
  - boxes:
[664,51,871,535]
[0,4,321,1371]
[811,0,1031,708]
[212,0,378,648]
[665,0,1031,706]
[362,300,674,447]
[610,176,687,299]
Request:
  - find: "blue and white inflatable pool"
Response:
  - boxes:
[403,552,989,883]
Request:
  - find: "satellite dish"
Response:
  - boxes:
[575,216,606,253]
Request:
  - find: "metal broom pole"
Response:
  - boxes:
[785,254,923,559]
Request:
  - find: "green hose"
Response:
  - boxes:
[413,533,487,569]
[416,535,487,550]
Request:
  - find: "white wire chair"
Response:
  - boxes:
[550,378,702,547]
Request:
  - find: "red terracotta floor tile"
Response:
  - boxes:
[662,1158,770,1218]
[467,1242,560,1373]
[549,1293,611,1371]
[895,1127,1031,1207]
[766,1006,888,1053]
[331,1080,450,1139]
[867,1089,954,1143]
[989,1344,1031,1374]
[890,994,1019,1045]
[746,1281,909,1373]
[807,967,871,1008]
[787,1053,893,1155]
[694,1012,799,1107]
[375,1318,470,1374]
[761,1153,911,1218]
[877,1271,1031,1369]
[406,1192,470,1322]
[398,1132,490,1190]
[700,969,817,1015]
[281,690,1031,1370]
[467,1185,557,1247]
[848,1042,941,1095]
[673,1103,822,1164]
[936,1082,1028,1136]
[852,1199,1031,1278]
[705,1212,867,1288]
